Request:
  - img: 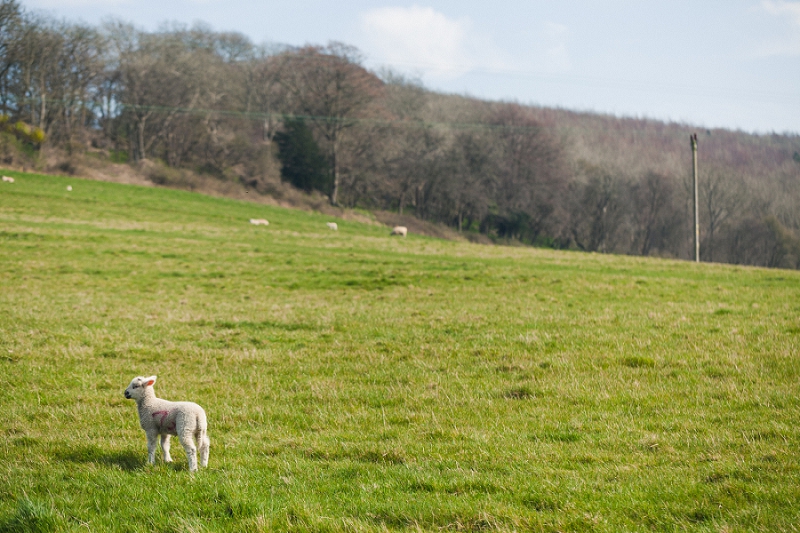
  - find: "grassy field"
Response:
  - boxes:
[0,170,798,532]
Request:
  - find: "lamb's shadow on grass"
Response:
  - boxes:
[54,445,146,471]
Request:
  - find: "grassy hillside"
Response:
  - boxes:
[1,170,799,532]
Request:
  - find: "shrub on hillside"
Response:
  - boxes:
[0,115,46,147]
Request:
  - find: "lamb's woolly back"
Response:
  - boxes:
[124,375,210,472]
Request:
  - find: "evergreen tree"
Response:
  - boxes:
[274,117,331,195]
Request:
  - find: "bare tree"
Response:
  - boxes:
[376,124,442,214]
[6,14,61,131]
[243,46,289,144]
[280,42,383,205]
[569,164,627,253]
[490,104,568,242]
[0,0,20,113]
[630,171,680,256]
[111,25,207,161]
[442,131,495,232]
[728,215,800,268]
[700,167,743,262]
[52,23,105,147]
[371,74,441,214]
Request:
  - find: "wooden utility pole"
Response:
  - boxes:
[691,133,700,262]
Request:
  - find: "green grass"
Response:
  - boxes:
[1,169,799,532]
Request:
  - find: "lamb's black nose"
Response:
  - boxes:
[124,391,131,398]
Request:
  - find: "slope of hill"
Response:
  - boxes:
[1,170,799,531]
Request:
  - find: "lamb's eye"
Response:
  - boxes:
[132,385,138,389]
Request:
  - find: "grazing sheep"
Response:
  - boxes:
[249,218,269,226]
[124,376,210,472]
[326,222,338,231]
[2,176,14,183]
[390,226,407,237]
[66,185,72,191]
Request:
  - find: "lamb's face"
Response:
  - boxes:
[124,376,155,400]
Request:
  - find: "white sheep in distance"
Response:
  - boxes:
[124,376,210,472]
[2,176,14,183]
[326,222,338,231]
[249,218,269,226]
[390,226,407,237]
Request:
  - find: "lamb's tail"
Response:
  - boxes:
[196,410,208,432]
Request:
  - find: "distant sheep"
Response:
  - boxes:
[124,376,210,472]
[66,185,72,191]
[326,222,338,231]
[390,226,407,237]
[2,176,14,183]
[249,218,269,226]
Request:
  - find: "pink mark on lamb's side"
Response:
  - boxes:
[152,410,170,428]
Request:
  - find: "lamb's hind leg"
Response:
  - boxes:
[198,431,210,468]
[178,431,198,472]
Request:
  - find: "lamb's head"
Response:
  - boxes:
[124,375,157,401]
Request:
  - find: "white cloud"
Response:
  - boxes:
[761,0,800,25]
[758,0,800,56]
[359,5,510,81]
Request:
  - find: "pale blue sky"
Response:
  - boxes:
[23,0,800,134]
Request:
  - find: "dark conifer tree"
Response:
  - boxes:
[274,117,331,194]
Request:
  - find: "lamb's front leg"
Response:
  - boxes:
[161,434,173,463]
[146,431,159,465]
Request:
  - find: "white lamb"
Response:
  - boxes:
[326,222,338,231]
[390,226,407,237]
[124,375,210,472]
[249,218,269,226]
[2,176,14,183]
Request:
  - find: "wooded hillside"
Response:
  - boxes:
[1,0,798,268]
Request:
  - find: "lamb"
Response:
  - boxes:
[124,375,210,472]
[326,222,338,231]
[249,218,269,226]
[390,226,407,237]
[2,176,14,183]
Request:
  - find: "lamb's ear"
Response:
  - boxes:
[144,376,157,387]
